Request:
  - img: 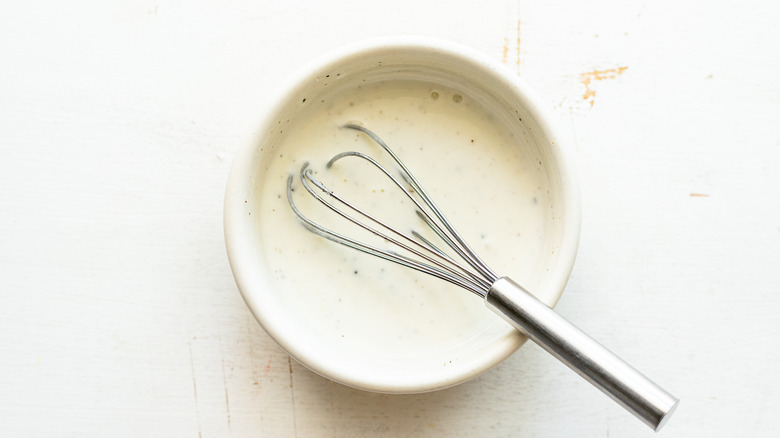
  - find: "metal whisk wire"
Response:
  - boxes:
[343,124,499,282]
[286,125,496,296]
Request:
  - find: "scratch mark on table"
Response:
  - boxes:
[189,340,202,438]
[515,19,521,74]
[569,107,579,151]
[288,356,298,437]
[579,67,628,107]
[221,358,232,430]
[246,316,261,386]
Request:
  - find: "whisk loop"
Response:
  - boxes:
[287,130,496,297]
[286,124,678,431]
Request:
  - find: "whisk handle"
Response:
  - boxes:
[485,277,678,431]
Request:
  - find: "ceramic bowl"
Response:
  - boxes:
[224,36,580,393]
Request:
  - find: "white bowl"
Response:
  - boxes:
[224,36,581,393]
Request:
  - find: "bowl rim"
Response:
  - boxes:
[224,35,581,393]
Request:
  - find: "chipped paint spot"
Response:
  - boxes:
[500,20,521,72]
[580,67,628,107]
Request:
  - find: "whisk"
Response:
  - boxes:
[286,124,678,431]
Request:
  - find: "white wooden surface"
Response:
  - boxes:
[2,0,779,436]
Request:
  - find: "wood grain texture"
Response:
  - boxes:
[1,0,779,436]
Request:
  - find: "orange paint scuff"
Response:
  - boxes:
[580,66,628,107]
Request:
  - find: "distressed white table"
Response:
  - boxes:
[2,0,778,436]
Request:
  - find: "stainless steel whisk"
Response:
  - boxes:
[287,124,678,431]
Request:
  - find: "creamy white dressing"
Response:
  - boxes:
[254,80,549,361]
